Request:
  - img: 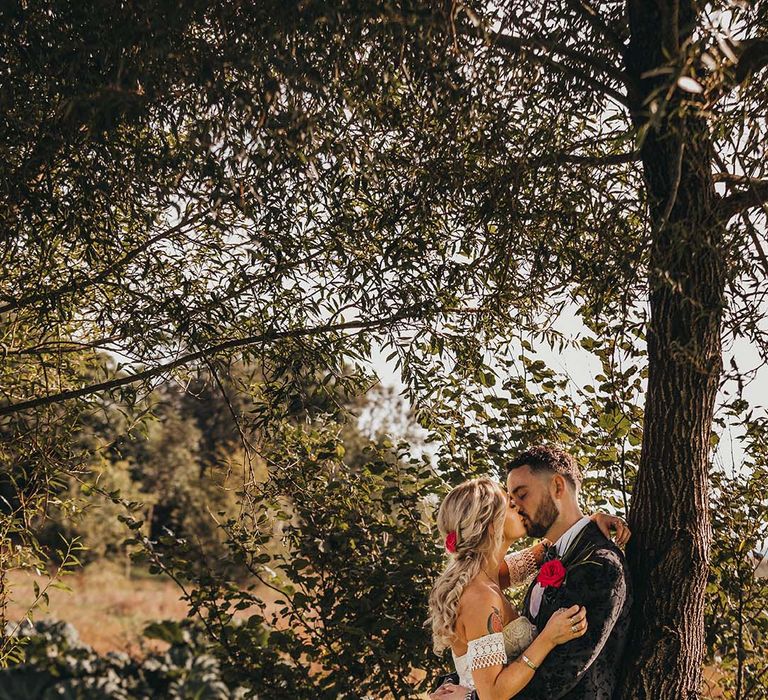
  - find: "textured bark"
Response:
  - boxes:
[618,2,727,698]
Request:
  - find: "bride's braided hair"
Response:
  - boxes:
[427,477,507,654]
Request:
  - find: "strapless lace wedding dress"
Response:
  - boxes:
[450,547,541,691]
[451,616,538,690]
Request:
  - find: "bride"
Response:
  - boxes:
[427,477,629,700]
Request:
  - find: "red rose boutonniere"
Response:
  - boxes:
[536,559,567,588]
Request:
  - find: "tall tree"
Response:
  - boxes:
[622,5,728,697]
[2,2,768,696]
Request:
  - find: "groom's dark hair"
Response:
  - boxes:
[506,445,582,491]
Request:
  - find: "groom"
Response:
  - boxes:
[434,445,631,700]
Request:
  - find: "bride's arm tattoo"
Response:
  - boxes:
[487,606,504,634]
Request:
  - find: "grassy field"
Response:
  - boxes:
[5,560,194,655]
[3,559,278,657]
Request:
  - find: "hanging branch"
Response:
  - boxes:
[0,310,420,417]
[563,0,629,57]
[489,31,632,108]
[0,210,210,315]
[718,177,768,220]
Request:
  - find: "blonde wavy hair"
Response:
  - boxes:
[427,477,507,654]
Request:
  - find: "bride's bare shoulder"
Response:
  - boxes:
[456,578,505,629]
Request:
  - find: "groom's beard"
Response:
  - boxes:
[522,494,559,538]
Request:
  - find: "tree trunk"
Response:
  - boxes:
[619,2,727,698]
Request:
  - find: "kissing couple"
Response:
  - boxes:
[427,445,632,700]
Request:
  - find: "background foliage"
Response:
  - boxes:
[2,0,768,697]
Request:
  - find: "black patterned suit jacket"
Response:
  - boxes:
[437,522,631,700]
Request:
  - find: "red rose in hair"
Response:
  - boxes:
[445,531,458,553]
[537,559,567,588]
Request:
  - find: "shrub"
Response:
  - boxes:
[0,617,252,700]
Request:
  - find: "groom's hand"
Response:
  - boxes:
[590,512,631,546]
[429,682,471,700]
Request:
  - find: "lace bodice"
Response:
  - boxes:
[451,617,538,690]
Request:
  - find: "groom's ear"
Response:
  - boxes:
[552,473,568,499]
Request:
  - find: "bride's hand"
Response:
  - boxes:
[540,604,588,646]
[429,682,469,700]
[590,512,631,546]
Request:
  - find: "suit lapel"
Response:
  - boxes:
[535,523,602,625]
[560,521,599,567]
[522,577,537,622]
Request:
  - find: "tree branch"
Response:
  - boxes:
[556,151,641,166]
[718,178,768,219]
[714,173,767,185]
[0,310,423,417]
[564,0,629,57]
[734,39,768,83]
[0,210,209,315]
[7,338,122,356]
[488,31,632,108]
[741,212,768,278]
